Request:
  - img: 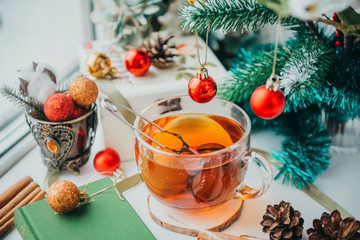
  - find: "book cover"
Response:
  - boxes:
[14,177,156,240]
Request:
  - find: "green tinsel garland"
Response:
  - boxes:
[272,112,331,189]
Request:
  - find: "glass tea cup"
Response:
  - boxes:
[134,95,273,209]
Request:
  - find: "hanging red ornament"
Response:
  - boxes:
[188,67,217,103]
[93,148,121,174]
[124,49,151,76]
[250,74,285,119]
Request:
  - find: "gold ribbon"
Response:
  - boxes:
[116,173,142,192]
[94,79,135,125]
[251,148,354,218]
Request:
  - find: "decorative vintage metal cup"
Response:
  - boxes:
[134,96,273,209]
[25,104,98,174]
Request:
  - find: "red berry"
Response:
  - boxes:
[332,13,339,22]
[335,32,340,38]
[335,41,342,47]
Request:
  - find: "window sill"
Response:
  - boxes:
[0,133,36,177]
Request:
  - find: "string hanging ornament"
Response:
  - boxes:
[250,18,286,119]
[187,1,217,103]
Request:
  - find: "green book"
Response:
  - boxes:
[14,177,156,240]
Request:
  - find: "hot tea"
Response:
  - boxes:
[136,113,247,209]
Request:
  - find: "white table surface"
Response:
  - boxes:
[1,122,359,240]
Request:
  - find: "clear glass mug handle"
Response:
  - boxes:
[234,152,273,200]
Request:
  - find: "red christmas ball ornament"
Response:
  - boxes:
[188,67,217,103]
[124,49,151,76]
[250,74,285,119]
[44,93,75,122]
[94,148,121,174]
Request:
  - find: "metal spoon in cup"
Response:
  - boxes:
[101,98,200,155]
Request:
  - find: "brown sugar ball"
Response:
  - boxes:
[47,180,80,213]
[68,77,98,108]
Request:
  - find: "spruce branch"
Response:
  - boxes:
[306,21,323,41]
[281,39,335,112]
[0,85,46,119]
[179,0,300,33]
[219,45,290,103]
[288,21,334,45]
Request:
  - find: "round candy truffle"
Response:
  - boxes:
[47,180,80,213]
[68,77,98,108]
[44,93,75,122]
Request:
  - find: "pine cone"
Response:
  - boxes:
[142,33,178,68]
[261,201,304,240]
[307,210,360,240]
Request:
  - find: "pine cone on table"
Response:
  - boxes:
[142,33,178,68]
[307,210,360,240]
[261,201,304,240]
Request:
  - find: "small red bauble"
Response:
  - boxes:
[335,41,342,47]
[72,106,84,119]
[44,93,75,122]
[188,68,217,103]
[124,49,151,76]
[250,74,285,119]
[94,148,121,174]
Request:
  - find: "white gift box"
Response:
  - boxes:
[79,35,228,161]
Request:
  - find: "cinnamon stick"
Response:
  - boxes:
[29,190,46,204]
[0,189,45,237]
[0,217,13,238]
[0,176,33,209]
[0,187,40,227]
[0,181,38,219]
